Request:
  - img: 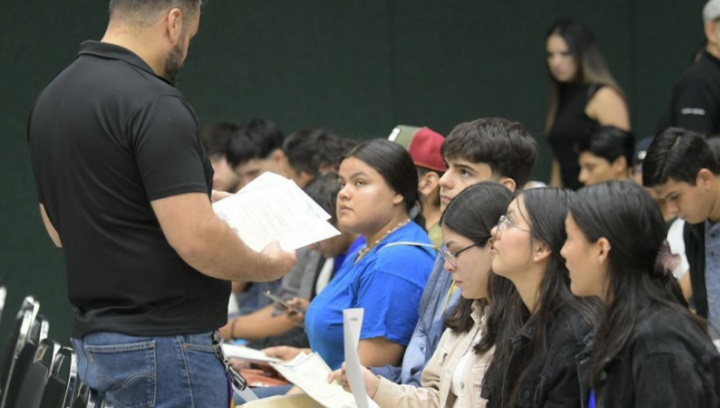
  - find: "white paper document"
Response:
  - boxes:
[267,309,379,408]
[213,172,340,251]
[222,343,281,364]
[343,309,379,408]
[270,352,358,408]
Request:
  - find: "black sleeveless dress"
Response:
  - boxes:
[547,83,603,190]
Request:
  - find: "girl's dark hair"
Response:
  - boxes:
[341,139,425,228]
[303,173,341,225]
[544,18,622,133]
[440,182,513,354]
[568,181,707,386]
[483,188,601,405]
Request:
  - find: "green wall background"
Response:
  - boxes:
[0,1,706,346]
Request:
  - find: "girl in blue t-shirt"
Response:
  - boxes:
[266,139,435,370]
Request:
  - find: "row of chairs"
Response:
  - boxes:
[0,286,97,408]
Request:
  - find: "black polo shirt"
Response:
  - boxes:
[28,41,230,338]
[657,51,720,135]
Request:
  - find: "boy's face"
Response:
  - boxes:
[439,157,495,211]
[653,176,714,224]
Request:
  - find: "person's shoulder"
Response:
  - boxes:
[675,56,720,88]
[630,305,711,357]
[588,85,625,107]
[552,303,597,346]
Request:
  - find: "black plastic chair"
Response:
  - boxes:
[0,296,40,408]
[12,338,59,408]
[1,313,50,408]
[40,346,78,408]
[70,383,97,408]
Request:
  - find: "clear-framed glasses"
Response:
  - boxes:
[439,242,483,267]
[495,214,531,237]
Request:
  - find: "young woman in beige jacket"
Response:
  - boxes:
[330,181,513,407]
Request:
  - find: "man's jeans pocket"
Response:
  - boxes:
[83,338,156,408]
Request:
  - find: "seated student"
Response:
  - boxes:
[224,119,286,312]
[577,125,635,186]
[372,117,538,386]
[632,136,690,287]
[281,127,356,188]
[200,121,241,193]
[482,188,601,408]
[563,181,720,407]
[221,176,346,343]
[266,139,435,370]
[330,182,512,407]
[389,125,446,247]
[245,173,360,349]
[226,118,287,188]
[642,128,720,331]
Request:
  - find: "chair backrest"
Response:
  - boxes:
[70,383,97,408]
[0,296,40,408]
[12,338,59,408]
[40,346,77,408]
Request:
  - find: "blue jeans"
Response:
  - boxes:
[71,331,230,408]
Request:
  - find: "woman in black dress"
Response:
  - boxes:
[545,19,630,190]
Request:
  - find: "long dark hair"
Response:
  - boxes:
[544,18,623,132]
[440,182,512,354]
[568,181,707,386]
[484,188,601,405]
[341,139,425,228]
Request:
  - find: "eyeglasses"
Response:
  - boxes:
[495,214,531,236]
[440,242,483,267]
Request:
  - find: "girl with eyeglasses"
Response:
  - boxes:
[482,188,601,408]
[562,181,720,407]
[330,181,512,407]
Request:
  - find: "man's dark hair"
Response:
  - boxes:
[109,0,205,24]
[226,119,284,168]
[578,125,635,166]
[282,128,344,176]
[200,122,238,158]
[441,117,538,187]
[642,127,720,187]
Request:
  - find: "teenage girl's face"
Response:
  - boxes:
[490,197,534,279]
[561,213,608,298]
[441,226,492,300]
[337,157,403,236]
[546,34,578,83]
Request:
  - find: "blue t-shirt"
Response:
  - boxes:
[304,222,434,369]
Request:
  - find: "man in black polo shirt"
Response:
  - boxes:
[27,1,295,406]
[657,0,720,135]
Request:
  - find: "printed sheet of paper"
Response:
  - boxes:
[270,353,358,408]
[222,343,281,365]
[239,393,323,408]
[213,172,340,251]
[343,309,379,408]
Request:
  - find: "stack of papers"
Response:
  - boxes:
[267,309,379,408]
[222,344,281,365]
[213,172,340,252]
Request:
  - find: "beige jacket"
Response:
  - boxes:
[373,301,492,408]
